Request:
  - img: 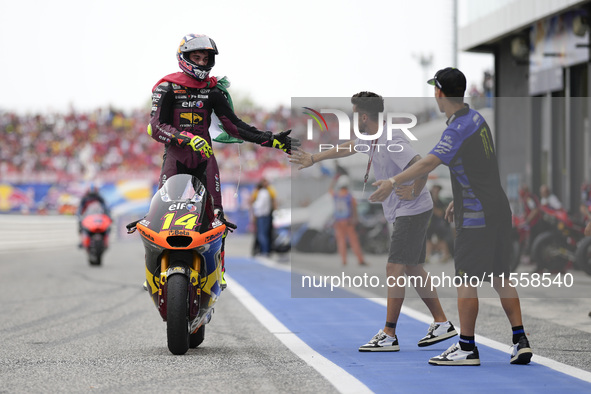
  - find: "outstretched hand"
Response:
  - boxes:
[288,148,316,170]
[369,180,394,202]
[271,129,300,154]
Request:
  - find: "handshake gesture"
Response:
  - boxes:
[262,129,301,154]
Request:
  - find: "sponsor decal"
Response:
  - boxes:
[205,233,221,243]
[138,228,154,242]
[168,229,190,236]
[181,101,204,108]
[180,112,203,124]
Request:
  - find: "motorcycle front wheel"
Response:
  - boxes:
[166,274,190,355]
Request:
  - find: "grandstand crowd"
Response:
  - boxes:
[0,106,295,185]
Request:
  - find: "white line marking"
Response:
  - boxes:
[243,257,591,384]
[369,297,591,383]
[226,274,372,394]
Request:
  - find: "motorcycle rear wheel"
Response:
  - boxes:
[166,274,190,355]
[189,324,205,348]
[531,231,568,272]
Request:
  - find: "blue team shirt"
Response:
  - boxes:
[429,105,511,229]
[333,192,354,221]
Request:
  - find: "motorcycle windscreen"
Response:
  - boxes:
[145,174,209,233]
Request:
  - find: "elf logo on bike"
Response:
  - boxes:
[169,202,189,211]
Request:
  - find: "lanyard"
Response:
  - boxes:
[362,143,377,197]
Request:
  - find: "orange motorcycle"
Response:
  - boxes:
[127,174,235,355]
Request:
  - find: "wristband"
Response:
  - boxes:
[389,178,397,188]
[310,154,315,164]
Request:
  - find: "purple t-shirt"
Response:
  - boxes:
[357,130,433,222]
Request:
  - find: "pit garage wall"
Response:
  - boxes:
[494,36,532,211]
[494,36,591,213]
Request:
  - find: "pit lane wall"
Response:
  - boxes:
[0,180,256,253]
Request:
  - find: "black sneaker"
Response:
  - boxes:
[417,321,458,347]
[428,343,480,366]
[510,336,533,365]
[358,330,400,352]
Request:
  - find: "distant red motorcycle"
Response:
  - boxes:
[530,206,586,273]
[80,202,112,266]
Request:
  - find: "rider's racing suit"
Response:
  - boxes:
[149,72,276,210]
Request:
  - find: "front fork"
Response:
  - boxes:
[149,251,202,322]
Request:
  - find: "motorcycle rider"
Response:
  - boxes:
[148,33,298,287]
[77,184,110,247]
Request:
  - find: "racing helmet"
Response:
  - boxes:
[177,34,218,80]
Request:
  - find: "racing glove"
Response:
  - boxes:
[260,129,300,154]
[173,132,213,159]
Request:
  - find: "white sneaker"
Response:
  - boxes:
[510,336,533,364]
[428,342,480,366]
[417,321,458,347]
[358,329,400,352]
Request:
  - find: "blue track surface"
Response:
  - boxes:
[228,257,591,393]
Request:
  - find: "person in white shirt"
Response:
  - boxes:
[539,184,562,210]
[290,91,457,352]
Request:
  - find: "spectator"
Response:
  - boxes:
[519,184,544,249]
[250,178,277,256]
[539,184,562,210]
[329,175,367,266]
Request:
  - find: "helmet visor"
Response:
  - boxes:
[181,36,218,54]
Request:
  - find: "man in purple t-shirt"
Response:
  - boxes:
[291,92,457,353]
[376,68,532,366]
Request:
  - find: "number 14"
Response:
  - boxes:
[161,212,199,231]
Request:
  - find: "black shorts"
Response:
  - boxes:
[454,218,512,280]
[388,209,432,265]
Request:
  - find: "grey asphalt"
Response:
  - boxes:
[0,238,337,394]
[1,233,590,394]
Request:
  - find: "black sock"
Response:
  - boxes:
[459,334,475,351]
[512,325,525,344]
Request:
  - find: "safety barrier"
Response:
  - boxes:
[0,215,78,253]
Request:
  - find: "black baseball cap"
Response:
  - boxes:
[427,67,466,97]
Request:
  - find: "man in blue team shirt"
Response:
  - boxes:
[370,68,533,366]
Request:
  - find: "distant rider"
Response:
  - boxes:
[77,185,110,247]
[77,185,109,224]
